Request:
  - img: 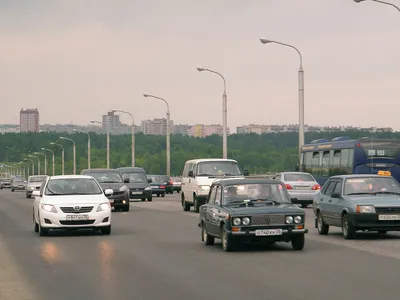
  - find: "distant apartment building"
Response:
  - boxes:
[19,108,39,133]
[188,124,230,138]
[0,124,19,134]
[173,124,191,136]
[102,111,120,133]
[141,118,174,136]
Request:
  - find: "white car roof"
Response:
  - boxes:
[49,175,94,180]
[185,158,238,163]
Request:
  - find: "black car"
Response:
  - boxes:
[198,178,308,251]
[160,175,173,194]
[147,175,167,197]
[80,168,130,212]
[116,167,153,202]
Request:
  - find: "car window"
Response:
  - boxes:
[324,181,337,196]
[45,178,103,195]
[284,173,314,181]
[215,186,221,205]
[332,180,342,195]
[121,172,147,183]
[208,186,217,204]
[85,172,122,183]
[196,161,242,176]
[344,176,400,195]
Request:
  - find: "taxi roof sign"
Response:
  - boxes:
[378,170,391,176]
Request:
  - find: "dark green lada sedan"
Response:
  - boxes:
[198,178,308,252]
[314,174,400,239]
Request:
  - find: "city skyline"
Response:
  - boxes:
[1,1,399,130]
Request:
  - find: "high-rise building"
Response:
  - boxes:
[102,111,120,133]
[19,108,39,133]
[141,118,174,136]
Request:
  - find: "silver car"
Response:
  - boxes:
[273,172,320,208]
[25,175,48,198]
[11,179,26,192]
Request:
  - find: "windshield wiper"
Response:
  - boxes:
[375,191,400,195]
[346,192,375,196]
[101,181,120,183]
[196,173,213,176]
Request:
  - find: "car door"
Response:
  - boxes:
[201,185,216,233]
[317,179,337,225]
[329,179,344,226]
[34,180,46,221]
[208,186,222,236]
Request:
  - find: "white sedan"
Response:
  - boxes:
[32,175,113,236]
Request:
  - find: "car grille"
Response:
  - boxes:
[59,220,95,225]
[251,214,285,226]
[375,207,400,214]
[129,188,144,192]
[60,206,94,213]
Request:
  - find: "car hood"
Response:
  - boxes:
[97,183,125,191]
[126,182,149,189]
[42,194,108,205]
[347,195,400,206]
[225,203,304,216]
[28,183,42,188]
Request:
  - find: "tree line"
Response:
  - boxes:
[0,131,398,176]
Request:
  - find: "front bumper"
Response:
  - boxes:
[129,189,152,199]
[40,209,111,229]
[227,227,308,242]
[107,192,129,208]
[347,213,400,231]
[1,183,11,188]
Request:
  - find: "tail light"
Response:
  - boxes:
[169,180,173,185]
[312,184,321,190]
[160,185,166,189]
[285,184,293,190]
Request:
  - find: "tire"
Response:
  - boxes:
[33,212,39,233]
[161,193,165,198]
[301,204,308,208]
[378,230,387,234]
[201,222,214,245]
[147,197,152,202]
[181,194,190,211]
[38,217,49,237]
[11,189,14,192]
[221,226,235,251]
[291,234,305,250]
[26,194,31,198]
[342,214,355,240]
[193,196,200,213]
[157,194,160,197]
[101,225,111,235]
[317,211,329,235]
[141,198,145,202]
[122,205,130,212]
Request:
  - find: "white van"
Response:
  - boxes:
[180,158,249,212]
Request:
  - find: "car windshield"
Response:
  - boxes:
[28,176,47,183]
[196,161,242,176]
[86,172,122,183]
[222,183,290,205]
[149,175,163,183]
[121,172,147,183]
[344,177,400,195]
[45,178,103,195]
[284,173,314,182]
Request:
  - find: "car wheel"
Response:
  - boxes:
[342,214,355,240]
[157,193,160,197]
[147,197,152,201]
[141,198,145,202]
[193,197,199,213]
[38,218,49,237]
[317,211,329,235]
[161,193,165,198]
[101,225,111,235]
[33,212,39,233]
[26,194,31,199]
[221,226,235,252]
[202,222,214,245]
[122,205,130,212]
[291,234,305,250]
[301,204,308,208]
[11,189,14,192]
[181,193,190,211]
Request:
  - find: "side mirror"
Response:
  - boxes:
[32,191,40,197]
[148,178,152,183]
[331,192,341,199]
[123,178,130,183]
[188,170,194,177]
[104,188,113,196]
[243,169,249,176]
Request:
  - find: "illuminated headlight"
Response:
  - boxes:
[285,216,294,224]
[199,185,210,191]
[97,202,111,212]
[357,205,376,213]
[144,187,152,191]
[233,217,241,226]
[294,216,302,224]
[242,217,251,225]
[119,185,127,192]
[41,204,57,213]
[29,186,35,190]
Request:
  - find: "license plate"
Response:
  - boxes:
[151,186,159,189]
[255,229,283,236]
[66,215,89,221]
[378,214,400,220]
[131,192,142,195]
[295,186,309,190]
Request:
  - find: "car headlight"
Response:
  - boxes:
[199,185,210,191]
[41,203,57,213]
[144,187,152,191]
[294,216,302,224]
[119,185,127,192]
[242,217,251,225]
[29,186,35,190]
[356,205,375,213]
[97,202,111,212]
[285,216,294,224]
[233,217,241,226]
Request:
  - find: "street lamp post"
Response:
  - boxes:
[41,148,55,176]
[73,129,91,169]
[29,155,40,175]
[91,120,110,168]
[196,67,228,159]
[353,0,400,11]
[143,94,171,176]
[259,38,304,161]
[112,110,135,167]
[19,161,29,180]
[60,137,76,175]
[24,158,35,175]
[34,152,47,175]
[50,142,64,175]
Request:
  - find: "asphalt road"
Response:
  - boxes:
[1,189,400,300]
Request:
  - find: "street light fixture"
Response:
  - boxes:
[196,67,228,159]
[19,161,29,180]
[73,129,91,169]
[353,0,400,12]
[111,110,135,167]
[24,158,35,175]
[50,142,64,175]
[41,148,55,176]
[33,152,47,175]
[91,120,110,169]
[60,137,76,175]
[29,155,40,175]
[143,94,171,176]
[259,38,304,162]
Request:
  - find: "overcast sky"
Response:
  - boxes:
[1,0,399,130]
